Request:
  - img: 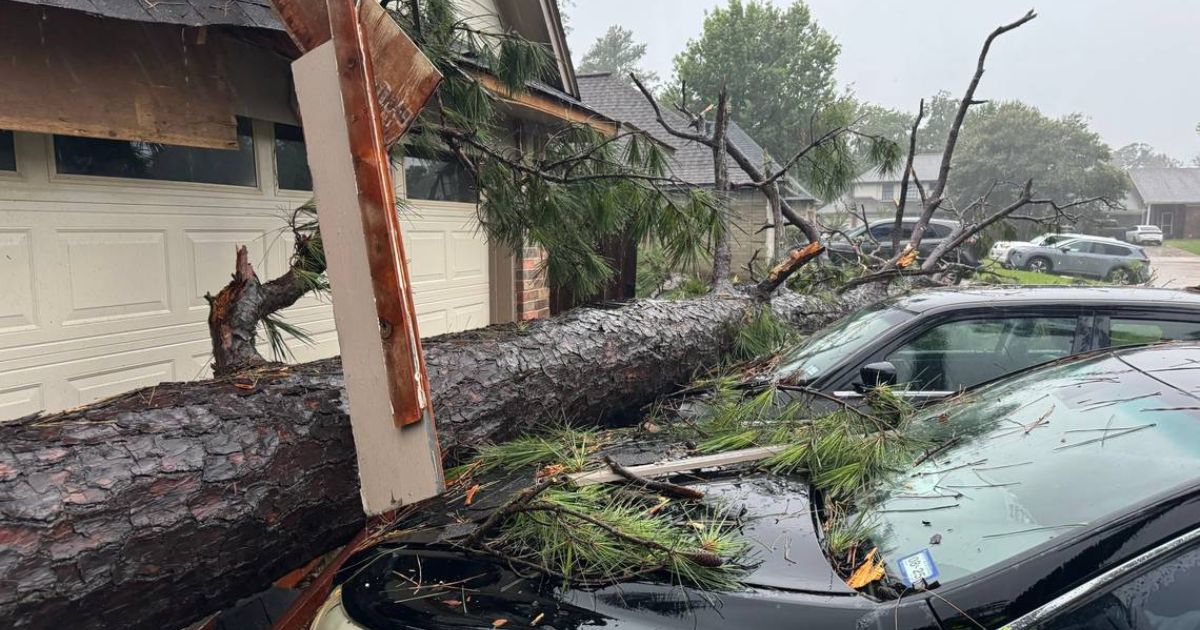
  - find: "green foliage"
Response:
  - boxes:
[387,0,722,296]
[466,425,604,475]
[731,307,801,362]
[673,0,840,163]
[1113,142,1182,170]
[498,484,748,590]
[578,25,660,88]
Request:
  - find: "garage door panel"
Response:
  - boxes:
[58,229,171,325]
[0,229,37,333]
[2,158,490,417]
[67,360,175,406]
[405,231,448,284]
[0,383,43,419]
[450,231,486,280]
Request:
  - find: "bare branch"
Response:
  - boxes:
[891,98,926,252]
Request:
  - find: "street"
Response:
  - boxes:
[1147,245,1200,288]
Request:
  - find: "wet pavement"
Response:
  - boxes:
[1146,246,1200,288]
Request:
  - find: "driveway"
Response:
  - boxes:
[1146,245,1200,288]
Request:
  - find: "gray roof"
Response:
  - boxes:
[1128,168,1200,204]
[577,72,814,200]
[857,152,943,185]
[11,0,283,29]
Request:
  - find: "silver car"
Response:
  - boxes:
[1006,236,1151,283]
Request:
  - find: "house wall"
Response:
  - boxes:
[727,189,770,278]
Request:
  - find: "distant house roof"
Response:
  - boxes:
[577,71,815,200]
[857,152,943,185]
[10,0,283,29]
[1128,168,1200,204]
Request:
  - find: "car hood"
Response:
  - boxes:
[333,475,858,630]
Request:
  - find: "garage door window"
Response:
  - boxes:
[274,123,312,191]
[0,130,15,171]
[403,154,477,203]
[53,117,257,186]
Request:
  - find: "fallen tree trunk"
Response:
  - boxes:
[0,285,889,630]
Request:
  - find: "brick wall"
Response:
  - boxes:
[727,189,769,280]
[515,245,550,320]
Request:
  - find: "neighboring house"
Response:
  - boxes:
[0,0,610,417]
[576,71,817,276]
[1125,168,1200,239]
[819,153,942,226]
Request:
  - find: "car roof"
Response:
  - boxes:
[865,217,960,227]
[885,286,1200,314]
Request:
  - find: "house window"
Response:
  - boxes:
[881,183,895,200]
[403,154,477,203]
[274,123,313,191]
[0,130,15,171]
[53,117,257,186]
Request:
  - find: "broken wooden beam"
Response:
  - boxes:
[571,446,788,486]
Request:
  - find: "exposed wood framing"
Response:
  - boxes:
[472,72,619,136]
[290,0,444,513]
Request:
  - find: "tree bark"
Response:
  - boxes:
[0,287,888,630]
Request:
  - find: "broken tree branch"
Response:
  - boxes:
[888,10,1037,268]
[602,455,705,500]
[890,98,925,253]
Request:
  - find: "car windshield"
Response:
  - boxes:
[776,301,916,383]
[862,344,1200,587]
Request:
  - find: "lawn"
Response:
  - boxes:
[1167,239,1200,256]
[977,260,1094,285]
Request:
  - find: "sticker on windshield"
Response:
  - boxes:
[896,549,940,587]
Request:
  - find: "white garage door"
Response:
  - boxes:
[0,124,489,419]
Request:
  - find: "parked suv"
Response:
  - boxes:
[1126,224,1164,246]
[1006,236,1151,283]
[989,232,1085,266]
[826,218,977,265]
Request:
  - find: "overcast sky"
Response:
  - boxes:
[565,0,1200,160]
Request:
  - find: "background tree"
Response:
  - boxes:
[672,0,840,161]
[947,101,1127,217]
[1113,142,1182,169]
[577,25,660,88]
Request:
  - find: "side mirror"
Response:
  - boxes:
[1060,246,1071,252]
[858,361,898,390]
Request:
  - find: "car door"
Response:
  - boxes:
[829,311,1085,405]
[1000,528,1200,630]
[1054,240,1096,275]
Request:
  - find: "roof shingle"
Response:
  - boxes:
[11,0,284,30]
[1128,168,1200,204]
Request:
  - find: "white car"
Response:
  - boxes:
[1126,225,1164,246]
[990,232,1087,266]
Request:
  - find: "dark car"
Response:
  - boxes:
[825,218,977,265]
[774,285,1200,405]
[308,343,1200,630]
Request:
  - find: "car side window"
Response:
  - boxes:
[1063,240,1094,253]
[1102,244,1132,256]
[1037,543,1200,630]
[927,224,952,238]
[884,317,1076,391]
[868,224,893,239]
[1109,318,1200,346]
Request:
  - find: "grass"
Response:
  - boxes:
[1167,239,1200,256]
[978,259,1094,286]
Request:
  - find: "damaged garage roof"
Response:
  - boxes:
[9,0,284,29]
